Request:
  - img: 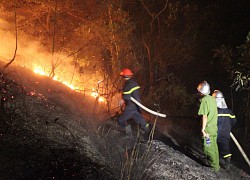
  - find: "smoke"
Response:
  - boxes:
[0,17,52,68]
[0,17,16,61]
[0,16,102,92]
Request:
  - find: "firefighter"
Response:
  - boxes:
[212,90,237,170]
[118,68,149,138]
[197,81,220,172]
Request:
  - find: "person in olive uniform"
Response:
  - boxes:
[197,81,220,172]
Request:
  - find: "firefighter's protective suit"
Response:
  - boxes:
[212,90,237,169]
[217,108,236,163]
[118,78,148,133]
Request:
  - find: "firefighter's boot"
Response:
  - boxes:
[125,125,133,138]
[219,157,225,167]
[224,157,231,170]
[141,126,150,140]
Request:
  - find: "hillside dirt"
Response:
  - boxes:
[0,61,249,179]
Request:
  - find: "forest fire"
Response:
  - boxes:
[90,91,105,102]
[33,66,105,102]
[0,14,107,103]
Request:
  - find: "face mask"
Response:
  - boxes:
[216,98,228,108]
[216,99,223,108]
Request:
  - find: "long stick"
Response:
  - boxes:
[130,97,166,117]
[230,132,250,167]
[4,0,17,69]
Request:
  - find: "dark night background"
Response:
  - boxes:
[0,0,249,179]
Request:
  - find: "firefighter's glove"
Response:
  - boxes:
[118,99,125,107]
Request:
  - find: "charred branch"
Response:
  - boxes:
[4,0,17,69]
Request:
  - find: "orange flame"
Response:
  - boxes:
[34,67,47,76]
[33,66,105,102]
[90,91,105,102]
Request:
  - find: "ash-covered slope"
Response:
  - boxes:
[100,120,250,180]
[0,62,114,179]
[0,62,249,179]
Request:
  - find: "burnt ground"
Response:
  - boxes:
[0,62,250,179]
[0,113,113,179]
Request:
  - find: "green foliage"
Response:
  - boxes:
[236,32,250,73]
[213,32,250,143]
[214,32,250,73]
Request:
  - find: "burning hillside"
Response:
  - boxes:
[0,15,109,103]
[0,1,249,178]
[1,61,249,179]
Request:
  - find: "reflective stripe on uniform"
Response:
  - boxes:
[123,86,140,94]
[223,154,232,158]
[218,114,236,118]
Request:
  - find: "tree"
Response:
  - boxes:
[3,0,17,69]
[122,0,212,114]
[214,32,250,141]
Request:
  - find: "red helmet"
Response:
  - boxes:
[120,68,133,76]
